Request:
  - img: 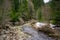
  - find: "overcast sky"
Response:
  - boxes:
[43,0,50,3]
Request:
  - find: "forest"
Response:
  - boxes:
[0,0,60,40]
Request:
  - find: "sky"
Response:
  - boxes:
[43,0,50,3]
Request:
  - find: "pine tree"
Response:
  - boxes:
[50,0,60,26]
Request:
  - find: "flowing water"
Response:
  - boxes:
[22,24,55,40]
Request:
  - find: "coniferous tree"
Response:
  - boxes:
[50,0,60,26]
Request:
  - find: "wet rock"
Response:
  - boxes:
[22,24,55,40]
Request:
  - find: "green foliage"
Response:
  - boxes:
[36,8,42,21]
[10,0,44,22]
[10,11,19,22]
[13,0,19,12]
[32,0,44,10]
[19,0,31,21]
[0,0,3,5]
[49,0,60,25]
[19,0,28,13]
[10,0,29,22]
[10,0,20,22]
[38,12,42,21]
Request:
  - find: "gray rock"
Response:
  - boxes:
[22,25,55,40]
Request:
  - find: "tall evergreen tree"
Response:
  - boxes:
[32,0,44,20]
[50,0,60,26]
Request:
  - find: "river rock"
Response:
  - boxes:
[22,24,55,40]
